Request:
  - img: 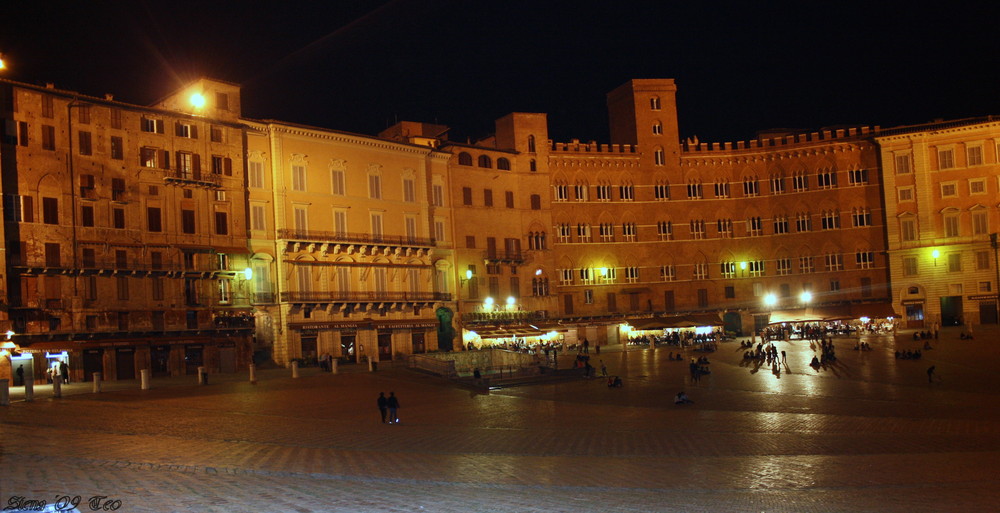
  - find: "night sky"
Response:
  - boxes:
[3,0,999,144]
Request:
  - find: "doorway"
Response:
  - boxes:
[940,296,963,326]
[378,331,393,361]
[115,348,135,380]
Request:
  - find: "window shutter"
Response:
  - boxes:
[224,157,232,176]
[161,150,170,170]
[190,125,198,139]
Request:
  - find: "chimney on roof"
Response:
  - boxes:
[105,94,114,101]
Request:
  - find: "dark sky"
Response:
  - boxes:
[3,0,999,143]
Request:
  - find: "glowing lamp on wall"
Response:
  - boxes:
[763,293,778,307]
[190,92,206,109]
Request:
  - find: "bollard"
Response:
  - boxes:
[52,375,62,398]
[291,360,299,378]
[198,366,207,385]
[367,358,373,372]
[249,364,257,384]
[331,358,338,374]
[93,372,102,393]
[0,379,9,406]
[24,372,34,402]
[140,369,150,390]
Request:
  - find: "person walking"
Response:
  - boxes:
[59,361,69,384]
[600,360,608,377]
[927,365,936,383]
[15,365,24,386]
[387,391,400,424]
[377,392,388,423]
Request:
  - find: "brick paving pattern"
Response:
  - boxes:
[4,328,1000,512]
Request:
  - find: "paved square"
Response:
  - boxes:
[3,327,1000,512]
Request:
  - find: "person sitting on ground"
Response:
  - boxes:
[810,356,821,367]
[923,341,933,350]
[674,391,693,404]
[613,376,623,388]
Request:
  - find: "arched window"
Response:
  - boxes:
[478,155,492,168]
[497,157,511,170]
[650,96,661,110]
[527,135,536,153]
[458,152,472,166]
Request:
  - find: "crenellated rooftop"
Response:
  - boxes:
[681,126,880,154]
[550,139,637,155]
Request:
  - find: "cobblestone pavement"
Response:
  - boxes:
[3,327,1000,512]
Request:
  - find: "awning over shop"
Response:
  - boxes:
[767,302,899,324]
[629,313,723,330]
[468,322,568,339]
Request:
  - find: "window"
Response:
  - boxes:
[466,235,476,248]
[654,182,670,200]
[432,184,444,206]
[776,258,792,276]
[903,256,918,276]
[830,280,841,292]
[559,269,574,285]
[249,161,264,188]
[720,262,736,279]
[81,205,94,227]
[484,189,494,207]
[212,155,232,175]
[976,251,991,270]
[657,221,672,241]
[579,268,593,285]
[717,219,733,238]
[434,219,445,242]
[619,184,635,201]
[292,165,306,192]
[42,125,55,150]
[898,187,914,201]
[817,170,837,189]
[527,135,536,153]
[505,191,514,208]
[979,281,992,293]
[42,95,54,118]
[182,209,195,234]
[478,155,492,168]
[895,154,911,174]
[370,212,383,238]
[973,210,988,235]
[574,184,589,201]
[693,263,708,280]
[215,92,230,111]
[654,148,665,166]
[177,152,194,178]
[848,168,868,185]
[601,267,617,283]
[852,208,872,227]
[773,216,789,234]
[400,177,415,202]
[625,267,639,283]
[746,217,763,236]
[458,152,472,166]
[405,216,418,242]
[528,231,546,250]
[792,173,808,192]
[497,158,511,170]
[530,194,541,210]
[938,148,955,169]
[557,224,572,243]
[821,210,840,230]
[250,205,265,231]
[215,211,228,235]
[622,223,637,242]
[770,175,785,194]
[686,181,703,199]
[944,212,960,237]
[650,96,661,110]
[967,145,983,166]
[941,182,957,197]
[584,289,594,304]
[900,218,917,241]
[577,224,592,243]
[660,265,675,281]
[599,223,615,242]
[42,197,58,225]
[117,276,129,301]
[141,117,164,134]
[45,243,60,267]
[141,147,159,168]
[856,251,874,269]
[652,122,662,135]
[530,159,537,172]
[368,173,381,199]
[970,179,987,195]
[714,182,731,198]
[210,125,224,143]
[334,210,347,236]
[554,184,569,201]
[462,187,473,205]
[6,195,34,223]
[690,219,705,239]
[796,213,812,232]
[113,207,125,229]
[948,253,962,272]
[742,178,759,197]
[799,256,815,274]
[78,131,92,155]
[176,122,197,138]
[108,136,123,160]
[824,253,844,272]
[748,260,765,277]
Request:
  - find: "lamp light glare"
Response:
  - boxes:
[190,92,206,108]
[535,268,542,276]
[800,291,813,303]
[932,249,940,259]
[465,269,473,280]
[484,297,495,307]
[763,293,777,307]
[506,296,516,306]
[243,267,253,280]
[739,261,747,270]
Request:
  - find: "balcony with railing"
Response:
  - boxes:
[461,309,548,324]
[278,229,435,248]
[163,169,222,188]
[251,292,277,305]
[483,250,526,264]
[280,291,452,304]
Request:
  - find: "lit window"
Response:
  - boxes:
[938,148,955,169]
[941,182,957,197]
[968,146,984,166]
[898,187,914,201]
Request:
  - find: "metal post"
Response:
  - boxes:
[140,369,150,390]
[92,372,101,393]
[249,364,257,384]
[52,375,62,398]
[291,360,299,378]
[24,371,33,402]
[0,379,9,406]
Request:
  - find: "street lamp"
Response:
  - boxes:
[190,92,206,109]
[460,269,474,286]
[483,297,495,310]
[800,291,813,304]
[763,293,777,308]
[0,54,6,70]
[932,249,940,266]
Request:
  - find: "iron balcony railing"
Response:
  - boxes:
[280,291,452,303]
[278,229,435,247]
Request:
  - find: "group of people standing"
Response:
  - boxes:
[376,392,400,424]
